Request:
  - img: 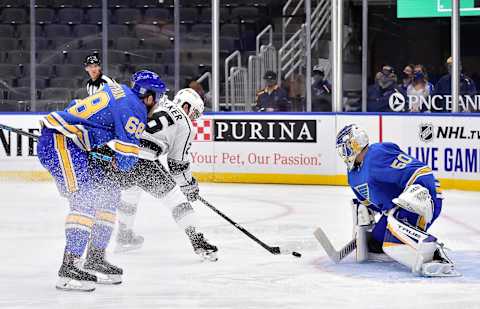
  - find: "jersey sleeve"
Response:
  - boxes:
[107,100,146,172]
[369,143,436,211]
[167,122,194,186]
[139,109,177,160]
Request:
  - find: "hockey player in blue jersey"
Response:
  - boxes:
[335,124,459,277]
[37,70,166,291]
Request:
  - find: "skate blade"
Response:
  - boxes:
[196,250,218,262]
[56,277,96,292]
[114,243,143,254]
[84,270,122,285]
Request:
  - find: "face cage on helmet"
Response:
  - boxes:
[336,140,357,171]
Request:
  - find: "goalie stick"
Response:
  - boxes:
[313,227,356,263]
[198,196,302,258]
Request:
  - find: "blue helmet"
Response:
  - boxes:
[130,70,166,98]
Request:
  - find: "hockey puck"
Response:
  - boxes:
[292,251,302,258]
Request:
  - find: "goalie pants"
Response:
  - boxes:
[371,198,442,245]
[37,128,119,256]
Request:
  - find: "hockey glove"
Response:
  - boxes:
[180,177,200,202]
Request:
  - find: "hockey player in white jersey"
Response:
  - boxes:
[115,86,218,261]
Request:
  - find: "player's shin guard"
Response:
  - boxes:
[64,211,95,257]
[383,211,460,277]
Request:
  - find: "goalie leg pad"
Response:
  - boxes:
[383,211,458,277]
[351,199,375,263]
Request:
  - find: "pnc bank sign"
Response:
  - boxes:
[388,92,480,112]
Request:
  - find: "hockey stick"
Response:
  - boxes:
[0,123,112,162]
[0,123,40,140]
[198,196,302,258]
[313,227,356,263]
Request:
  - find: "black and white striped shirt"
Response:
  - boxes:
[86,74,116,96]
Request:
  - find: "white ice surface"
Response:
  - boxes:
[0,181,479,309]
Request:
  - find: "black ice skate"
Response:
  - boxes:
[56,251,97,292]
[115,226,144,253]
[83,246,123,284]
[186,227,218,262]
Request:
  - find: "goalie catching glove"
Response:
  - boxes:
[180,177,199,202]
[392,184,434,224]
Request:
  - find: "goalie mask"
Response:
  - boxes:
[174,88,204,120]
[336,124,369,171]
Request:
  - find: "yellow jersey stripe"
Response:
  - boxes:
[109,140,140,156]
[54,134,78,193]
[51,113,89,150]
[66,214,94,228]
[406,166,433,187]
[96,210,116,224]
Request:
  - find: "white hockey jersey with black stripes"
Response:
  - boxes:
[86,74,116,96]
[140,99,194,186]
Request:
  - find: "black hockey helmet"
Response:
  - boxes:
[84,54,101,66]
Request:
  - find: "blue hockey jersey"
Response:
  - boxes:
[347,142,442,214]
[41,83,147,171]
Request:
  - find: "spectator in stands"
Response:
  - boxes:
[414,64,434,93]
[254,71,289,112]
[434,56,477,112]
[367,65,399,112]
[407,71,431,112]
[399,64,415,92]
[283,73,305,111]
[311,65,332,111]
[188,80,211,111]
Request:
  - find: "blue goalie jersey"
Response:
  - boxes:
[41,83,147,171]
[347,142,443,214]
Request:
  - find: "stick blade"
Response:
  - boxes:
[313,227,341,263]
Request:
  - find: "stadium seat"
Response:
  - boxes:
[7,50,30,64]
[188,49,210,64]
[73,24,101,38]
[58,8,84,25]
[221,23,240,37]
[73,87,89,99]
[0,25,14,37]
[200,8,229,23]
[107,50,127,64]
[116,37,140,50]
[179,63,199,77]
[22,37,49,50]
[133,63,166,76]
[1,8,27,24]
[79,0,101,8]
[115,8,142,24]
[55,64,84,78]
[108,24,130,37]
[16,24,42,37]
[35,8,56,24]
[109,0,131,8]
[52,0,77,8]
[17,78,48,89]
[41,87,72,100]
[141,37,172,49]
[50,36,79,49]
[127,49,158,64]
[191,23,211,37]
[143,8,171,24]
[67,50,95,65]
[160,23,188,36]
[134,0,162,8]
[0,0,26,8]
[44,24,72,38]
[85,8,113,24]
[0,38,17,51]
[179,8,198,24]
[159,48,174,63]
[134,24,163,38]
[81,37,102,49]
[7,87,32,101]
[37,51,67,64]
[22,64,53,78]
[50,78,78,88]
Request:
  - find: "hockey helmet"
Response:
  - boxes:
[336,124,369,171]
[84,54,101,66]
[174,88,204,120]
[130,70,167,99]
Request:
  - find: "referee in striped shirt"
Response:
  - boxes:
[84,54,116,96]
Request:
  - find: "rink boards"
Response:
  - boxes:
[0,112,479,191]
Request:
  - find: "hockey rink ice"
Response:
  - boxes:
[1,181,479,309]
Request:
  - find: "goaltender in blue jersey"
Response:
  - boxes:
[335,124,459,277]
[37,70,166,292]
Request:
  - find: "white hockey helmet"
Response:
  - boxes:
[174,88,204,120]
[336,124,369,171]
